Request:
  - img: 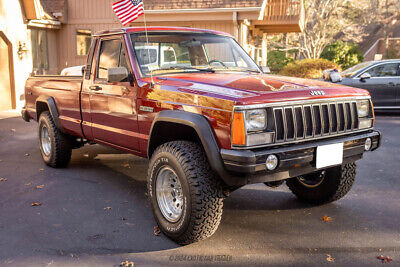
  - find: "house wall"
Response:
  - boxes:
[0,0,33,110]
[364,38,400,61]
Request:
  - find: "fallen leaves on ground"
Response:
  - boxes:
[377,255,393,263]
[153,226,161,236]
[25,183,32,186]
[120,260,134,267]
[0,178,7,182]
[36,185,45,189]
[31,202,41,207]
[320,215,333,222]
[104,206,112,210]
[326,254,335,262]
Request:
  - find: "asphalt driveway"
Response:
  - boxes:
[0,111,399,266]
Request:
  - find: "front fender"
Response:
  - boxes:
[148,110,241,186]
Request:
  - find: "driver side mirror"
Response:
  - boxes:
[360,72,371,81]
[108,67,129,83]
[261,66,271,74]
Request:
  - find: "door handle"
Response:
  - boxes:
[89,85,102,91]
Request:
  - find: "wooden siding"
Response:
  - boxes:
[57,0,237,70]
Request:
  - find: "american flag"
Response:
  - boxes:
[112,0,144,26]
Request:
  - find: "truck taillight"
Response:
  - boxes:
[232,112,246,146]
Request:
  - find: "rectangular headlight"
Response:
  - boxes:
[245,109,266,132]
[356,100,370,118]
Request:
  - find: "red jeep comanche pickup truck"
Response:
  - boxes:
[22,27,380,244]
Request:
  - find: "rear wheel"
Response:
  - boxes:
[38,111,72,168]
[147,141,224,245]
[286,163,356,204]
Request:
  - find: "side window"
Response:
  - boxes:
[119,45,129,70]
[97,39,122,80]
[84,39,97,80]
[366,63,399,77]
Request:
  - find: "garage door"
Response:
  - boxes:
[0,32,14,110]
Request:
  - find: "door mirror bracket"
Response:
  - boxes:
[359,72,371,82]
[108,67,129,83]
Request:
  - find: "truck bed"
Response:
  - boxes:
[25,75,84,138]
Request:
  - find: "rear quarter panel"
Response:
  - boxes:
[25,76,84,137]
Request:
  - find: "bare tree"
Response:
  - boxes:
[299,0,351,59]
[279,0,400,59]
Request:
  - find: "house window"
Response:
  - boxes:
[31,29,49,72]
[76,30,92,56]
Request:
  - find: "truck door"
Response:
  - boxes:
[83,36,139,151]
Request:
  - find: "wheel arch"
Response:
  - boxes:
[35,96,62,130]
[148,110,233,184]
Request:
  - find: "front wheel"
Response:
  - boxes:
[147,141,224,245]
[286,163,356,205]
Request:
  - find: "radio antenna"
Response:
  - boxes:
[141,0,155,85]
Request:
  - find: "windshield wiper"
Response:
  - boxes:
[221,68,262,74]
[155,67,215,73]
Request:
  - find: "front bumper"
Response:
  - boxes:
[220,130,381,186]
[21,107,30,122]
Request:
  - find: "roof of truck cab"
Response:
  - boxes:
[93,27,232,37]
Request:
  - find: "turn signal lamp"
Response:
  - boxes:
[232,112,246,146]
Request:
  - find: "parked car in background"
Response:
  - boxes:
[324,60,400,110]
[61,65,85,76]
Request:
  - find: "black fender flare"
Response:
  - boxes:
[148,110,240,186]
[35,96,62,130]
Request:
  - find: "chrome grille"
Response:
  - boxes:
[272,100,359,143]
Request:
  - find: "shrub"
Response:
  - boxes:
[279,59,341,79]
[267,50,294,73]
[321,41,364,69]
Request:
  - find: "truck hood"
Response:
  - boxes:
[149,73,369,106]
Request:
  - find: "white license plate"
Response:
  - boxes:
[316,143,343,169]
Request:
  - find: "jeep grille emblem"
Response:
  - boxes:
[310,90,325,96]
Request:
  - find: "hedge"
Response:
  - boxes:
[279,59,341,79]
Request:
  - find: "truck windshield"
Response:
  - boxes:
[130,32,261,77]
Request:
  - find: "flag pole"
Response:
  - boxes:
[140,0,155,85]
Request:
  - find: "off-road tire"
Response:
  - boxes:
[147,141,224,245]
[38,111,72,168]
[286,163,356,205]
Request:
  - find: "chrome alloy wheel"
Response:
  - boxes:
[40,125,51,156]
[155,166,184,223]
[297,170,326,188]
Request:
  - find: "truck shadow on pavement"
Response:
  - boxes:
[2,114,395,261]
